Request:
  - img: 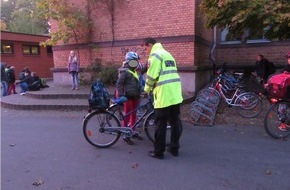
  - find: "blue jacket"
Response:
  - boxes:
[1,62,8,82]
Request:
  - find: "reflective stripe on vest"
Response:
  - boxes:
[151,53,163,62]
[155,78,181,87]
[145,75,157,89]
[127,70,139,81]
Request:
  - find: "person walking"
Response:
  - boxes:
[1,62,8,97]
[68,50,80,90]
[142,38,183,159]
[7,66,17,95]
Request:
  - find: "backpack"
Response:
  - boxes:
[268,61,276,75]
[266,73,290,99]
[40,78,49,88]
[88,79,110,109]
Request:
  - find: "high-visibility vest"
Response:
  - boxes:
[144,43,183,108]
[127,69,139,81]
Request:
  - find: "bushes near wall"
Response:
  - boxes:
[80,58,119,86]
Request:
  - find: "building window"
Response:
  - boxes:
[47,46,53,54]
[220,28,242,44]
[22,45,40,55]
[220,27,270,44]
[246,28,270,43]
[1,43,14,54]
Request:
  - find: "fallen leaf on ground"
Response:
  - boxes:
[265,169,272,176]
[132,163,139,168]
[32,179,45,186]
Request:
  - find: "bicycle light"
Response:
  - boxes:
[270,98,278,103]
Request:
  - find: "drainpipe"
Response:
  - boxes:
[210,26,217,75]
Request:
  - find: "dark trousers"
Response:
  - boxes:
[154,104,182,154]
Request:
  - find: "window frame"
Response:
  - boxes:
[220,28,242,45]
[220,27,271,45]
[245,29,271,43]
[1,42,14,54]
[22,44,40,55]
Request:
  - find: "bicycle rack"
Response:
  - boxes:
[189,87,220,126]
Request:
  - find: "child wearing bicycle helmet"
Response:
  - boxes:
[116,52,143,145]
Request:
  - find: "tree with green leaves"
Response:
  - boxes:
[200,0,290,40]
[36,0,92,46]
[1,0,17,29]
[36,0,118,46]
[1,19,8,30]
[1,0,48,35]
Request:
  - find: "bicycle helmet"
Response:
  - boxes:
[125,52,140,68]
[125,52,139,61]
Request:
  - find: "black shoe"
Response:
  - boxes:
[148,151,164,159]
[132,133,143,140]
[123,137,134,145]
[167,149,179,157]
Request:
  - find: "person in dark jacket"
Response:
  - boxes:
[19,67,31,80]
[255,53,271,84]
[1,62,8,96]
[18,71,40,95]
[29,72,41,91]
[115,52,143,145]
[7,66,17,95]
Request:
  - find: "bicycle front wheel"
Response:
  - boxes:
[264,102,290,139]
[83,110,121,148]
[234,92,262,118]
[144,112,183,146]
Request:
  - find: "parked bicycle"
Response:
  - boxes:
[82,95,180,148]
[264,99,290,139]
[198,70,263,118]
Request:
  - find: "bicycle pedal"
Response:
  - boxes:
[132,133,143,140]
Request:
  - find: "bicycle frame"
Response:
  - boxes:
[91,96,154,138]
[214,77,241,107]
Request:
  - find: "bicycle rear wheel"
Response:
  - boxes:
[144,112,183,146]
[83,110,121,148]
[234,92,262,118]
[264,102,290,139]
[197,88,220,105]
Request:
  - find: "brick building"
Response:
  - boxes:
[51,0,290,96]
[1,31,54,78]
[215,29,289,69]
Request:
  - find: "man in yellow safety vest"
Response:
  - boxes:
[142,38,183,159]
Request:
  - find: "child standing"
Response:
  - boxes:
[115,52,143,145]
[68,50,80,90]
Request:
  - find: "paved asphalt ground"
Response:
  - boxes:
[1,108,290,190]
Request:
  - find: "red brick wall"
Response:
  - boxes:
[216,41,290,67]
[50,0,290,95]
[52,0,208,69]
[1,31,54,78]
